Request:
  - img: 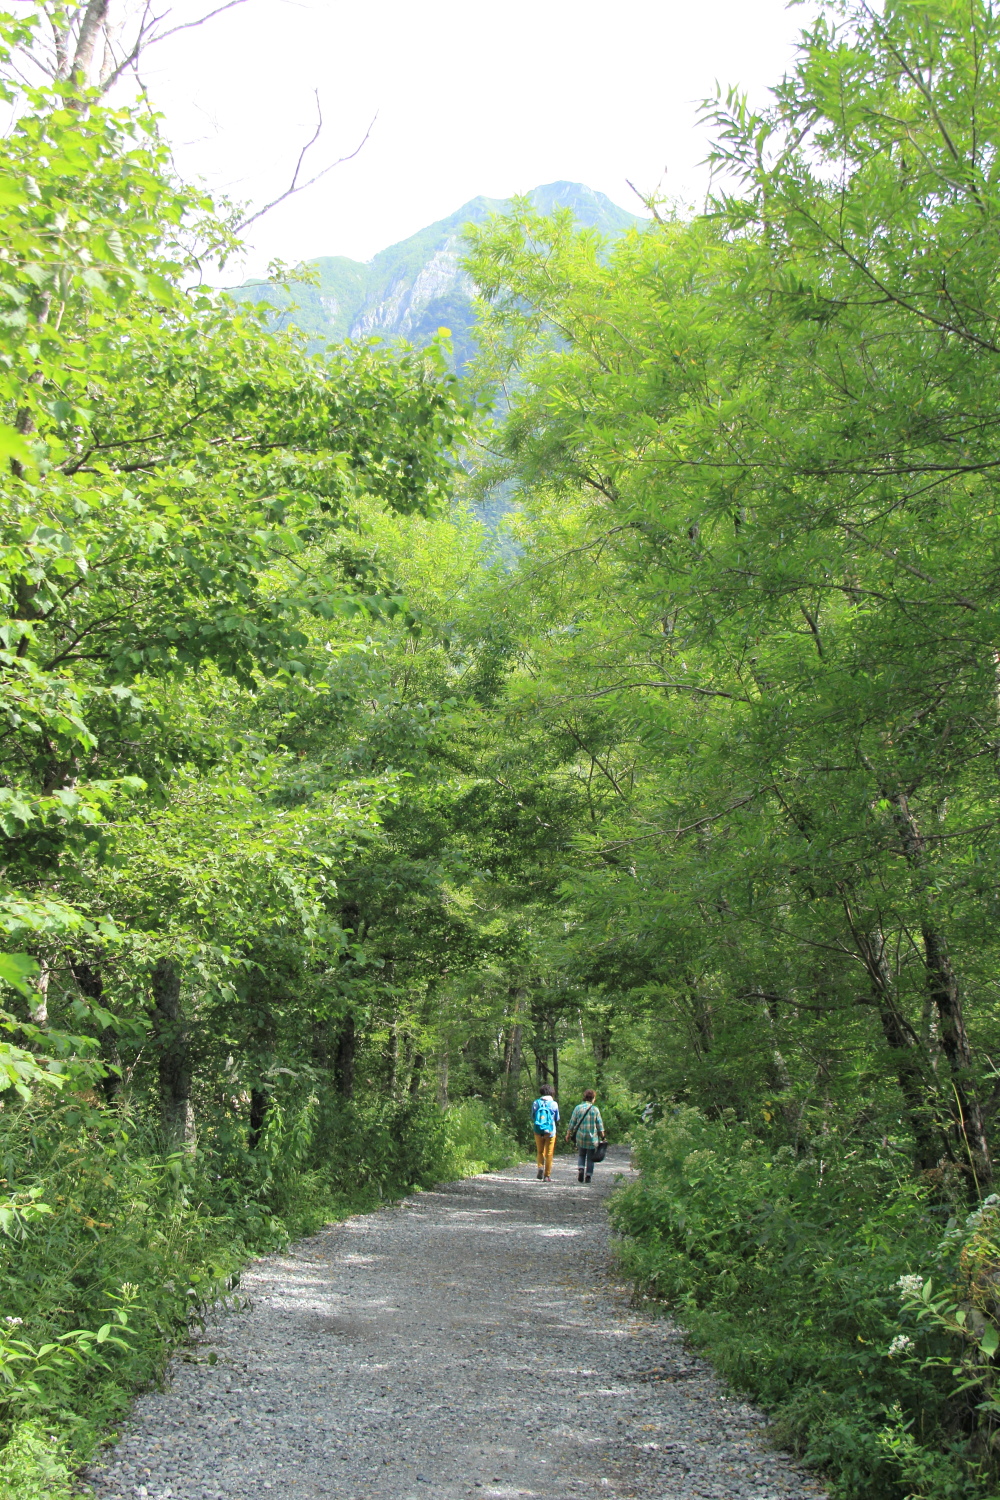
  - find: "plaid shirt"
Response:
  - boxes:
[568,1101,604,1149]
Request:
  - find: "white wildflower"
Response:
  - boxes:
[888,1334,915,1358]
[4,1316,22,1326]
[896,1274,924,1298]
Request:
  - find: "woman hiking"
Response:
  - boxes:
[531,1085,559,1181]
[566,1089,606,1183]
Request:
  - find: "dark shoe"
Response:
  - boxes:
[584,1177,592,1183]
[577,1170,584,1182]
[537,1169,544,1180]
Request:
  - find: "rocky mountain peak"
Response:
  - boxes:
[230,181,640,366]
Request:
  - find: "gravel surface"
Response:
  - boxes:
[83,1147,828,1500]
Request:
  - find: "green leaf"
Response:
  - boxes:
[0,424,31,465]
[0,954,40,996]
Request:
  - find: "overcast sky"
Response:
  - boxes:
[137,0,805,276]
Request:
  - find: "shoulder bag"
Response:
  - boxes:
[571,1104,608,1159]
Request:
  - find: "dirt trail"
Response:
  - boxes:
[85,1148,828,1500]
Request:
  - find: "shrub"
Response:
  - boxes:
[440,1097,519,1176]
[610,1109,988,1500]
[0,1422,74,1500]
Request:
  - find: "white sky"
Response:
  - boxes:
[136,0,806,277]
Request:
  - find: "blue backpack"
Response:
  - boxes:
[532,1096,556,1133]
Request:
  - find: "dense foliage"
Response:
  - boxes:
[12,1,1000,1497]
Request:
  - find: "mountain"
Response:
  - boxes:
[229,182,640,367]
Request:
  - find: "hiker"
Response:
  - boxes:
[531,1085,559,1181]
[566,1089,606,1183]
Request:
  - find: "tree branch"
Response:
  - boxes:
[234,95,377,234]
[97,0,250,95]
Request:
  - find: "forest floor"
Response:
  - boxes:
[82,1148,829,1500]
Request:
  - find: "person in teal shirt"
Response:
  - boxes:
[566,1089,605,1183]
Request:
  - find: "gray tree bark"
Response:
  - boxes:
[72,960,121,1102]
[70,0,110,83]
[889,792,992,1187]
[839,894,946,1174]
[29,958,49,1027]
[503,987,525,1116]
[151,958,195,1151]
[334,1013,356,1099]
[408,1052,425,1096]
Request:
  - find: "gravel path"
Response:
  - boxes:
[84,1148,828,1500]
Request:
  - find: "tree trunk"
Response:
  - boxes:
[150,958,195,1151]
[72,960,120,1103]
[753,990,790,1093]
[890,793,992,1186]
[249,1087,268,1149]
[70,0,110,87]
[311,1016,331,1070]
[685,978,713,1060]
[409,1052,425,1096]
[592,1011,612,1090]
[503,1026,523,1112]
[334,1013,356,1100]
[876,989,943,1171]
[503,987,524,1116]
[386,1019,399,1094]
[29,958,49,1027]
[843,903,945,1172]
[381,957,398,1092]
[921,922,992,1185]
[246,988,275,1138]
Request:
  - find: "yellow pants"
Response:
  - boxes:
[534,1132,556,1177]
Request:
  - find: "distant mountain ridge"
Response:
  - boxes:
[230,182,640,366]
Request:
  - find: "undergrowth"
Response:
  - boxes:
[610,1108,996,1500]
[0,1090,516,1495]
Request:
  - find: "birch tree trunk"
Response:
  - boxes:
[29,958,49,1027]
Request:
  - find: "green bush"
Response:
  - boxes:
[610,1109,988,1500]
[0,1422,74,1500]
[440,1097,519,1176]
